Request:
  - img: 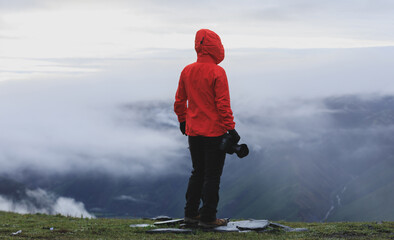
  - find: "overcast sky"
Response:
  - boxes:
[1,0,394,59]
[1,0,394,177]
[2,0,394,79]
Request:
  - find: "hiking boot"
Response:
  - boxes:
[184,215,200,224]
[198,218,228,228]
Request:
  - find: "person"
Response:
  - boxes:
[174,29,241,228]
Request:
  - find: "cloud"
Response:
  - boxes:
[0,58,99,82]
[114,195,140,202]
[114,195,153,204]
[0,188,94,218]
[225,47,394,100]
[1,0,394,60]
[0,59,187,177]
[0,47,393,180]
[0,0,46,12]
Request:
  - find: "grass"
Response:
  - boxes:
[0,211,393,239]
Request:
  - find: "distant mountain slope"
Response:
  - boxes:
[328,157,394,221]
[40,173,189,218]
[0,176,27,200]
[220,95,394,221]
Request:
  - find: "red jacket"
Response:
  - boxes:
[174,29,235,137]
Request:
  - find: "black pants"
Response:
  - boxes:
[184,135,226,222]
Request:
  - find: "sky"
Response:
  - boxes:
[1,0,394,59]
[1,0,394,178]
[1,0,394,91]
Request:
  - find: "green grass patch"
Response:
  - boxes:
[0,211,393,239]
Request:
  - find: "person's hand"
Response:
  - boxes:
[228,129,240,143]
[180,122,187,136]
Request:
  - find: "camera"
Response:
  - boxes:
[220,133,249,158]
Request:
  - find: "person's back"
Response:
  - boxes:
[175,29,235,137]
[174,29,241,228]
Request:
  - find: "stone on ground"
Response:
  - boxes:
[150,215,172,221]
[129,224,154,228]
[154,219,184,226]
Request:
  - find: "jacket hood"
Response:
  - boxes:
[195,29,225,64]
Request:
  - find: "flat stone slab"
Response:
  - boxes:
[137,218,308,234]
[154,219,184,226]
[268,222,308,232]
[129,224,154,228]
[234,220,270,231]
[211,224,240,232]
[269,222,293,231]
[207,220,308,233]
[151,215,172,221]
[146,228,193,234]
[201,220,269,232]
[208,220,238,232]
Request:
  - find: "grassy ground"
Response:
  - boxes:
[0,211,393,239]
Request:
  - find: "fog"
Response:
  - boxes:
[1,47,394,179]
[0,188,93,218]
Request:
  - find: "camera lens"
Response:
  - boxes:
[234,144,249,158]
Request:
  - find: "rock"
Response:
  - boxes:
[136,219,308,234]
[211,223,239,232]
[269,222,309,232]
[154,219,184,226]
[269,222,294,231]
[201,220,269,232]
[234,220,270,231]
[129,224,154,228]
[146,228,193,234]
[211,226,240,232]
[269,222,291,229]
[151,215,172,221]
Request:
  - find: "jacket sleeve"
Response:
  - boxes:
[174,72,187,123]
[214,68,235,131]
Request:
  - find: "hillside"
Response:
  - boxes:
[0,211,393,239]
[328,157,394,221]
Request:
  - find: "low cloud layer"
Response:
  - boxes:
[0,188,94,218]
[0,47,393,180]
